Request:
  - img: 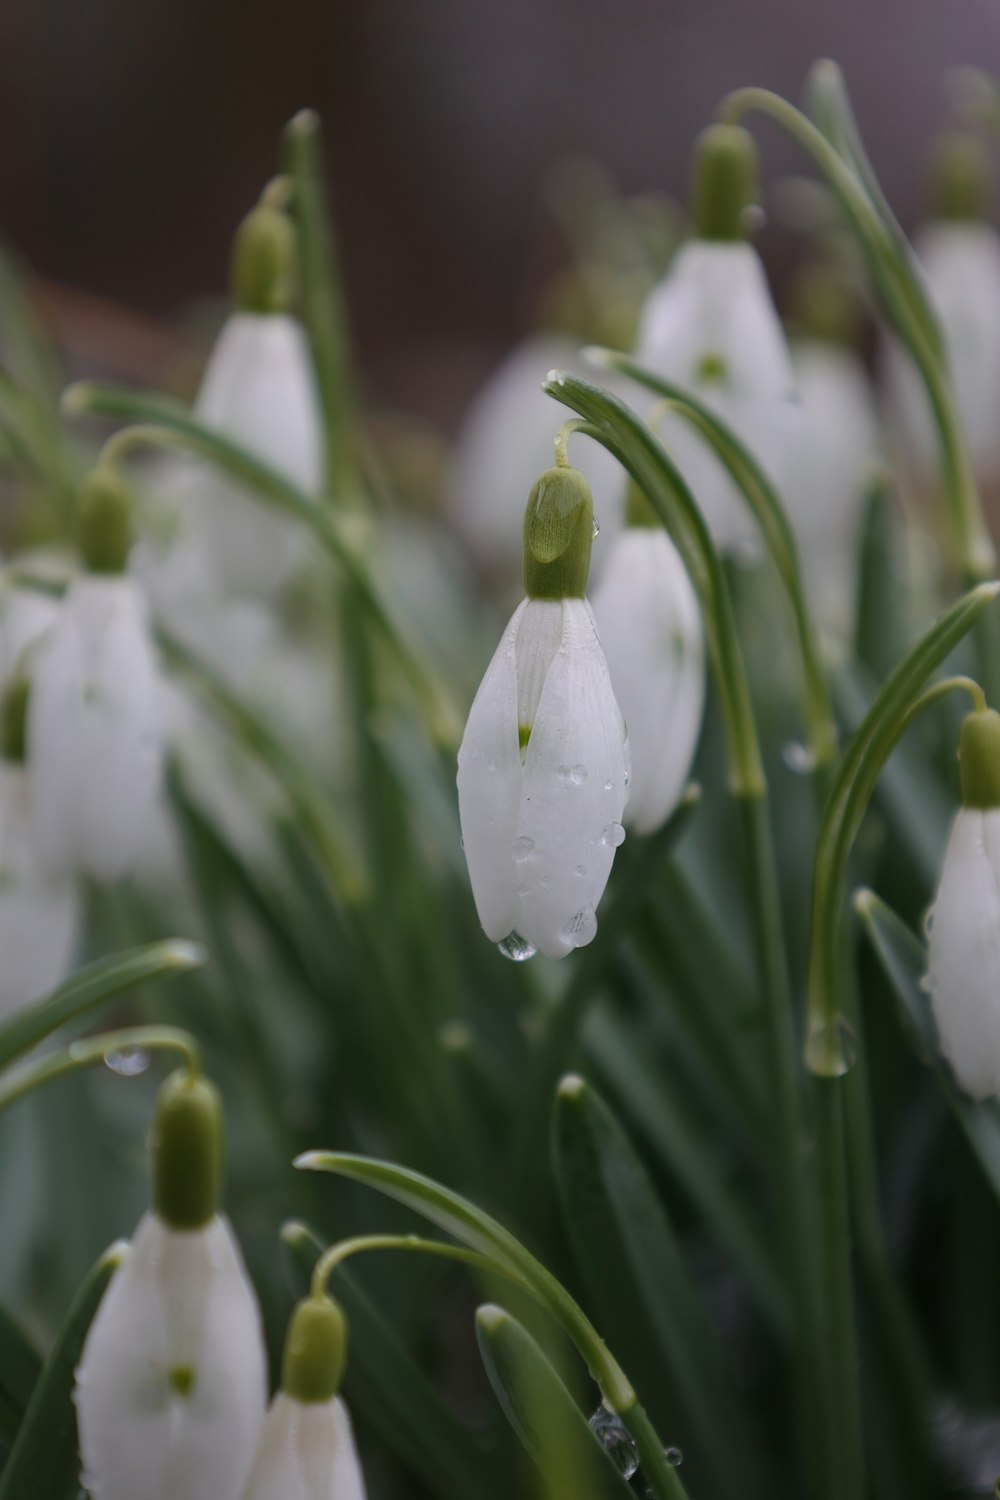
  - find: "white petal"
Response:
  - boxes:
[76,1213,267,1500]
[28,577,163,882]
[457,601,526,943]
[0,581,60,686]
[194,313,323,598]
[592,529,704,834]
[927,808,1000,1099]
[516,600,627,958]
[243,1394,367,1500]
[0,762,78,1017]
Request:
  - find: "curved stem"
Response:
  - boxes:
[0,1025,199,1113]
[311,1233,527,1300]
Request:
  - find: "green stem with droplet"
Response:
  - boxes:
[0,1026,199,1114]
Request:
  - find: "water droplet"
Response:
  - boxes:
[574,864,586,877]
[558,763,589,787]
[804,1017,858,1078]
[104,1046,151,1078]
[624,763,631,789]
[601,821,627,849]
[588,1404,639,1480]
[782,741,816,776]
[592,517,601,539]
[460,837,465,851]
[563,907,598,947]
[923,907,935,938]
[665,1447,683,1468]
[516,882,528,895]
[497,931,537,962]
[512,835,535,861]
[604,778,614,791]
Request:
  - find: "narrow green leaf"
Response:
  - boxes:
[0,940,204,1076]
[0,1240,126,1500]
[281,1222,511,1500]
[475,1304,635,1499]
[853,473,912,682]
[0,1306,42,1445]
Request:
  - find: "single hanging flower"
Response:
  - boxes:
[883,131,1000,495]
[75,1069,267,1500]
[591,486,704,834]
[0,675,78,1017]
[926,706,1000,1099]
[28,468,163,883]
[191,187,324,599]
[633,125,795,550]
[242,1296,366,1500]
[457,461,629,960]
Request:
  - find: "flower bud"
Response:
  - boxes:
[281,1296,348,1404]
[151,1069,222,1230]
[231,199,297,315]
[691,123,758,242]
[78,467,133,574]
[522,464,594,600]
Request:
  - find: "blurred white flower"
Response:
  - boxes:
[242,1393,366,1500]
[457,595,628,960]
[592,526,704,834]
[28,575,163,882]
[75,1211,267,1500]
[0,758,78,1017]
[0,578,60,687]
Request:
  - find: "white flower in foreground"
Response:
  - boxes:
[243,1298,366,1500]
[927,708,1000,1099]
[592,515,704,834]
[191,198,323,599]
[76,1072,267,1500]
[457,464,628,960]
[634,126,795,550]
[28,472,162,883]
[0,577,60,687]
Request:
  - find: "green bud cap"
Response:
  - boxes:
[151,1070,221,1230]
[0,676,30,763]
[787,263,861,346]
[281,1296,348,1403]
[691,124,758,242]
[78,468,132,573]
[523,465,594,599]
[929,131,993,223]
[959,707,1000,809]
[625,480,658,528]
[231,204,297,314]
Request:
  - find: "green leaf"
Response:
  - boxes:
[552,1075,766,1499]
[856,888,1000,1196]
[281,1222,511,1500]
[0,1240,126,1500]
[475,1304,635,1499]
[0,940,204,1076]
[0,1306,42,1445]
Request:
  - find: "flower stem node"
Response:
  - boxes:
[281,1297,348,1403]
[231,203,297,315]
[78,466,132,573]
[930,130,994,224]
[959,707,1000,808]
[523,464,594,599]
[692,124,758,242]
[151,1069,222,1231]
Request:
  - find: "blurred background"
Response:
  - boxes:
[1,0,999,432]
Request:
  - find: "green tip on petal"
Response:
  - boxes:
[929,131,993,223]
[151,1069,222,1231]
[959,708,1000,809]
[691,124,758,242]
[787,263,862,346]
[78,467,132,573]
[282,1296,348,1403]
[0,676,30,763]
[523,465,594,599]
[231,201,297,314]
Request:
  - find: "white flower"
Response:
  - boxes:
[592,528,704,834]
[447,333,628,594]
[785,339,881,649]
[75,1211,267,1500]
[883,221,1000,489]
[193,312,323,598]
[634,239,796,549]
[242,1394,366,1500]
[28,574,163,882]
[457,596,628,959]
[0,760,78,1017]
[0,578,60,686]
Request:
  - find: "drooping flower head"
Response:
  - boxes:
[457,460,629,960]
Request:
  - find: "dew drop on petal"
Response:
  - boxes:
[497,931,537,962]
[104,1046,151,1077]
[563,907,598,947]
[804,1017,858,1077]
[588,1404,639,1480]
[665,1447,684,1468]
[574,864,586,877]
[601,822,627,849]
[592,517,601,539]
[923,907,935,938]
[512,836,535,861]
[604,779,614,792]
[570,764,587,785]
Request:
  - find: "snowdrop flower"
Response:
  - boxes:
[0,676,78,1017]
[0,576,60,687]
[76,1070,267,1500]
[457,462,628,960]
[592,491,704,834]
[883,133,1000,492]
[447,332,630,598]
[926,707,1000,1099]
[191,194,323,599]
[634,126,795,550]
[28,468,163,883]
[243,1296,366,1500]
